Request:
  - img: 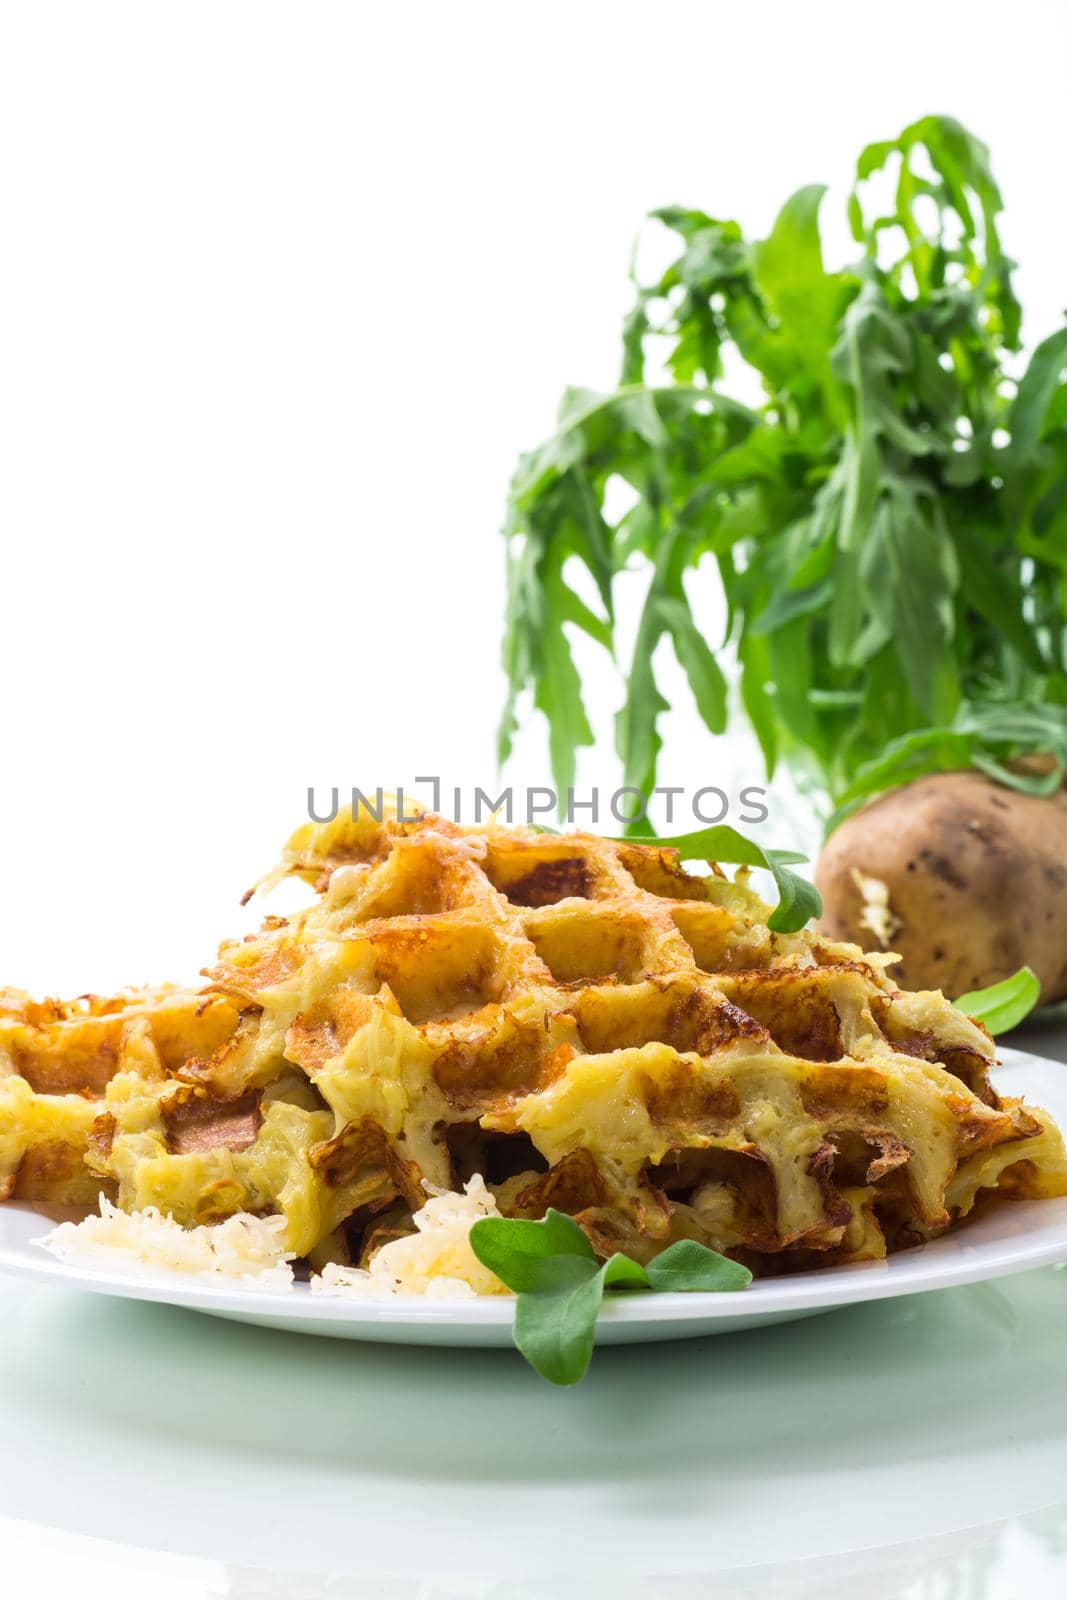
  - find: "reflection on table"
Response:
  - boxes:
[6,1499,1067,1598]
[4,1246,1067,1595]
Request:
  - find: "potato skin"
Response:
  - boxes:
[816,771,1067,1003]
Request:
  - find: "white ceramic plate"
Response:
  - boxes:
[2,1047,1066,1348]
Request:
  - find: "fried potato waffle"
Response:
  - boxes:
[3,802,1066,1275]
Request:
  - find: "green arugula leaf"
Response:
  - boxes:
[951,524,1048,675]
[513,1261,606,1386]
[1007,328,1067,469]
[738,630,778,777]
[470,1213,752,1384]
[749,184,854,407]
[615,586,670,800]
[859,484,960,725]
[469,1207,594,1293]
[657,595,728,737]
[644,1240,753,1293]
[601,1252,652,1290]
[611,824,821,933]
[760,848,823,933]
[512,1240,752,1383]
[954,966,1041,1035]
[533,557,598,804]
[828,702,1067,827]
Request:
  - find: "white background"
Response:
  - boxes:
[2,13,1067,1597]
[1,0,1065,995]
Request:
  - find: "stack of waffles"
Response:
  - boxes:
[3,801,1065,1273]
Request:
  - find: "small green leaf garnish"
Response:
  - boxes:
[470,1213,750,1384]
[468,1207,595,1293]
[954,966,1041,1035]
[513,1261,606,1386]
[601,1252,651,1290]
[612,823,821,934]
[645,1239,754,1293]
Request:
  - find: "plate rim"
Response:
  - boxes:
[1,1045,1064,1331]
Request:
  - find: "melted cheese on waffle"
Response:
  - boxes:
[2,801,1065,1276]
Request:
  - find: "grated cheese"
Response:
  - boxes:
[310,1174,511,1299]
[38,1194,295,1289]
[35,1177,511,1298]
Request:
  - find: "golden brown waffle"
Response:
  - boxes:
[2,802,1065,1272]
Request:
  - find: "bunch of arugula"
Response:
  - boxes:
[498,116,1067,819]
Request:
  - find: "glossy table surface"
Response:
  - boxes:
[4,1017,1067,1599]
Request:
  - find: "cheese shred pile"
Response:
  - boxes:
[36,1178,510,1299]
[311,1175,510,1299]
[39,1195,296,1289]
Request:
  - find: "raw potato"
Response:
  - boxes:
[816,771,1067,1004]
